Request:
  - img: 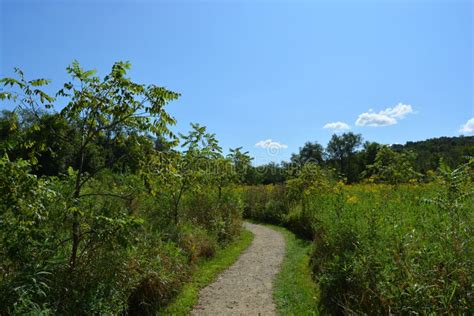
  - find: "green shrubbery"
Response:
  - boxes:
[0,155,244,315]
[242,161,473,314]
[242,184,289,224]
[0,62,247,314]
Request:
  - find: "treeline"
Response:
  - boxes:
[392,136,474,173]
[3,104,472,187]
[0,62,251,314]
[245,134,474,185]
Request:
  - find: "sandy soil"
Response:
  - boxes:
[190,222,286,316]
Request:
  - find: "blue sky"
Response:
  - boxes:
[1,0,473,164]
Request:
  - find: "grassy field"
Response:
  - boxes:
[307,182,473,314]
[161,229,254,315]
[242,162,473,314]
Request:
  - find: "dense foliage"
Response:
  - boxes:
[392,135,474,173]
[1,62,472,315]
[0,63,247,314]
[242,160,473,314]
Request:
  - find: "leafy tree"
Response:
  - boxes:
[357,141,382,180]
[210,147,253,201]
[146,123,222,224]
[290,141,324,167]
[360,141,381,165]
[1,61,180,270]
[326,132,362,182]
[285,162,335,238]
[365,146,420,183]
[228,147,253,183]
[0,111,80,176]
[286,163,332,206]
[0,110,21,155]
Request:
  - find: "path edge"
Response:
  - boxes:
[160,227,254,315]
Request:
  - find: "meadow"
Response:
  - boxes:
[0,61,472,315]
[243,161,473,314]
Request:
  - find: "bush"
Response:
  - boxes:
[0,159,244,314]
[283,206,315,240]
[242,184,288,224]
[127,239,189,315]
[0,156,60,314]
[178,225,217,264]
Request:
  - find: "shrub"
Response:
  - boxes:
[178,225,217,264]
[242,184,288,224]
[0,156,60,314]
[126,238,189,315]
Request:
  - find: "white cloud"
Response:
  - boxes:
[356,112,397,127]
[459,117,474,134]
[323,121,350,130]
[356,103,413,127]
[255,139,288,149]
[380,103,413,118]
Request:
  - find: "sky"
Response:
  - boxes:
[1,0,473,164]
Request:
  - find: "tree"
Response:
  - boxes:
[1,61,180,269]
[326,132,362,182]
[145,123,222,224]
[365,146,420,184]
[6,112,80,176]
[286,162,332,207]
[228,147,253,184]
[290,141,324,167]
[358,141,382,180]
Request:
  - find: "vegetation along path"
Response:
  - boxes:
[190,222,286,315]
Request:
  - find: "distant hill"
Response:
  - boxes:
[391,136,474,173]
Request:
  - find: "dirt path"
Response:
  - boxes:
[190,222,286,316]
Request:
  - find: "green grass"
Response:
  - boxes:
[160,228,254,315]
[269,225,321,316]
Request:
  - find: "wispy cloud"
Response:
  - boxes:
[356,112,397,127]
[255,139,288,149]
[380,103,413,118]
[459,117,474,134]
[356,103,414,127]
[323,121,350,130]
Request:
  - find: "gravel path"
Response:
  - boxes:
[190,222,286,316]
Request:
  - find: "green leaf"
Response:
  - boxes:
[29,78,51,87]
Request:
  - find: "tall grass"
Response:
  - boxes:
[242,163,473,314]
[309,183,472,314]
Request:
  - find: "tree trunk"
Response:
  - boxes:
[69,148,84,270]
[173,182,186,225]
